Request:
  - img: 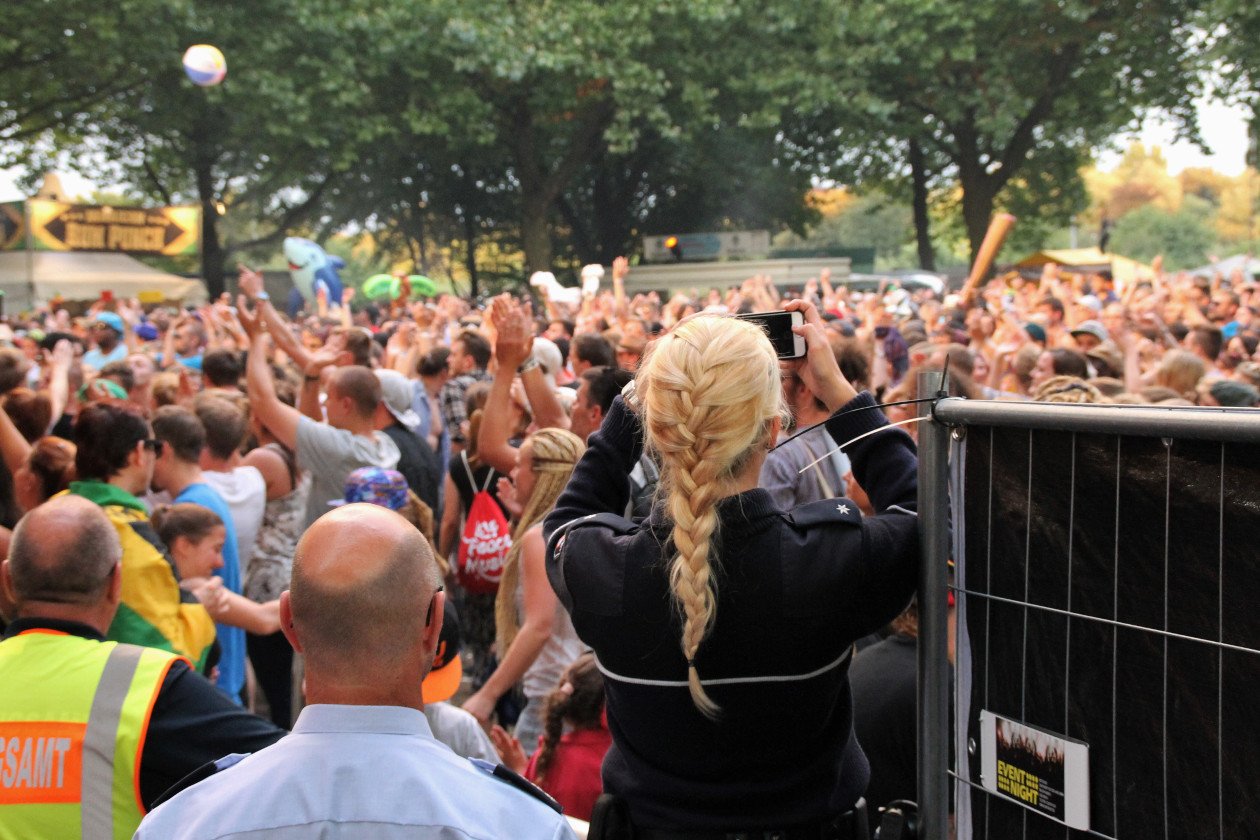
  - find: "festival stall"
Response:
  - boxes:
[0,251,204,312]
[1015,247,1153,292]
[0,195,205,311]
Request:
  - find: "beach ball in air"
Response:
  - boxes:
[182,45,227,87]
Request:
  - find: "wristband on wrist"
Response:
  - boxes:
[254,290,270,302]
[517,358,540,374]
[303,373,321,383]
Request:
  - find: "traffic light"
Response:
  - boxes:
[664,235,683,261]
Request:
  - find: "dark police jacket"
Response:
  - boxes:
[544,392,920,831]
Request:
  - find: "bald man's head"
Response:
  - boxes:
[7,495,121,606]
[289,504,440,676]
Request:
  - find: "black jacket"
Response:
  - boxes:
[543,392,920,830]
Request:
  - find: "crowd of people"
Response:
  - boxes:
[0,250,1253,839]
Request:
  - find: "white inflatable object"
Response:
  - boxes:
[580,264,604,297]
[529,271,581,307]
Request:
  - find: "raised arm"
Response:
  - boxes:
[511,299,568,431]
[0,394,32,476]
[520,363,570,431]
[240,298,303,450]
[478,300,529,475]
[46,339,73,430]
[611,256,630,320]
[296,335,348,422]
[238,264,314,371]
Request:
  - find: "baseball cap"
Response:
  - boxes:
[1023,322,1047,344]
[1076,294,1103,314]
[94,312,125,335]
[1069,320,1109,343]
[1210,379,1260,407]
[421,599,463,704]
[374,369,421,429]
[135,322,159,342]
[332,467,409,510]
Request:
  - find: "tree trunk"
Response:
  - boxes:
[908,138,935,271]
[195,163,224,299]
[958,168,999,267]
[555,194,597,265]
[416,218,430,274]
[464,212,479,300]
[520,192,553,275]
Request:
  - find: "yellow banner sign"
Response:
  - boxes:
[11,200,200,256]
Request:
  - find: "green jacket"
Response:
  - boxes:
[64,482,215,670]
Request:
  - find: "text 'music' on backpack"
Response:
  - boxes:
[458,454,511,594]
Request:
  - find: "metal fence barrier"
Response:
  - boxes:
[915,391,1260,840]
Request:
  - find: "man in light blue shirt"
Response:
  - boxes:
[137,503,576,840]
[81,311,128,371]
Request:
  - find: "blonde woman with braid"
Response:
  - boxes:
[544,300,921,837]
[462,426,586,752]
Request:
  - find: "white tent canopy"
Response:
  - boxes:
[0,251,205,310]
[1188,255,1260,280]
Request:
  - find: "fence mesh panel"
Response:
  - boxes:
[941,416,1260,840]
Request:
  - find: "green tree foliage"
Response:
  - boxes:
[0,0,189,147]
[800,0,1207,264]
[1,0,1233,295]
[7,0,406,296]
[1110,195,1216,268]
[774,192,913,267]
[1215,0,1260,103]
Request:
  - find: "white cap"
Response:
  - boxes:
[374,369,420,430]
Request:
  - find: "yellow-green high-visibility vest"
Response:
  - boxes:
[0,630,181,840]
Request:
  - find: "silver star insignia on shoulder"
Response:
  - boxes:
[837,504,850,514]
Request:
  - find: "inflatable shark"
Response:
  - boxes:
[284,236,345,316]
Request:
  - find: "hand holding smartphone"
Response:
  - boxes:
[736,310,806,358]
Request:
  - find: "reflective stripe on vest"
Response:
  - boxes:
[82,644,142,840]
[0,632,179,840]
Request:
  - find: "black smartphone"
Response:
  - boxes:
[736,310,806,358]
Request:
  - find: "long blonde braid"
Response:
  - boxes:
[495,427,586,652]
[637,315,785,717]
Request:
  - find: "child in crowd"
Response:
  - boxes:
[152,503,280,636]
[491,652,610,821]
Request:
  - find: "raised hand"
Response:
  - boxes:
[237,264,265,300]
[783,299,857,413]
[50,339,74,370]
[489,725,527,773]
[495,476,523,519]
[236,295,263,340]
[493,299,534,371]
